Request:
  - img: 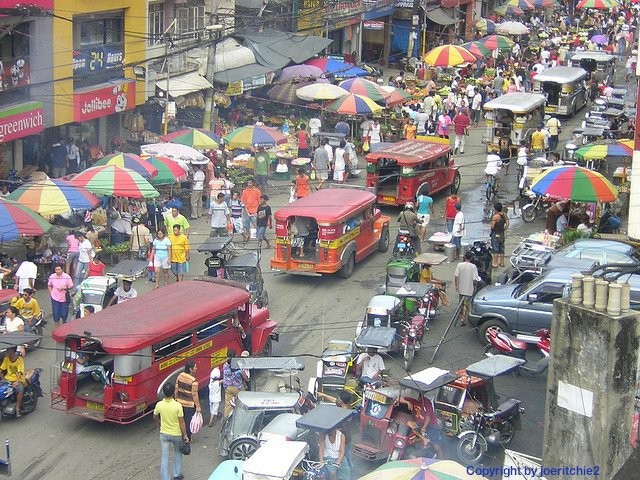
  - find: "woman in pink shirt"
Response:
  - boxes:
[437,113,452,139]
[48,265,73,325]
[65,230,80,278]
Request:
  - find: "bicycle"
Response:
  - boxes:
[485,174,498,200]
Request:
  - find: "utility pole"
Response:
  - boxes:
[203,24,224,131]
[406,0,420,60]
[162,19,177,136]
[627,40,640,240]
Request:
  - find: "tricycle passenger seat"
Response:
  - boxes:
[486,398,521,419]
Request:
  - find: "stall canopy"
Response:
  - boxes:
[155,71,213,97]
[426,7,455,25]
[210,30,332,85]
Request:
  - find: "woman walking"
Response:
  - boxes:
[175,360,200,441]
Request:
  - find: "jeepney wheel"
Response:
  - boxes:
[229,439,258,461]
[478,319,508,345]
[379,227,390,252]
[457,432,487,465]
[259,337,273,357]
[338,253,355,279]
[451,170,461,194]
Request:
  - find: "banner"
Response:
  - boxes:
[0,102,44,143]
[74,80,135,122]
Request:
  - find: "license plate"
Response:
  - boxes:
[382,196,396,203]
[297,263,314,270]
[323,367,345,376]
[397,243,406,249]
[86,401,104,411]
[365,390,388,403]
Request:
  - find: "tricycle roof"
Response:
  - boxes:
[242,441,308,480]
[400,367,459,392]
[532,66,588,83]
[365,139,451,167]
[274,188,376,224]
[207,459,243,480]
[230,357,305,371]
[413,252,447,265]
[465,355,526,378]
[79,276,117,291]
[197,236,233,253]
[0,289,16,305]
[570,51,615,62]
[367,295,401,312]
[296,404,355,432]
[355,326,397,348]
[260,413,303,437]
[365,387,401,402]
[394,282,434,299]
[237,391,301,409]
[225,252,260,268]
[0,331,42,350]
[322,340,353,358]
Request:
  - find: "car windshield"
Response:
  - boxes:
[228,404,260,437]
[514,273,551,297]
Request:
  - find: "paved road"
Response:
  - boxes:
[8,104,591,479]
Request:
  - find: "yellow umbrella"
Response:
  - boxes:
[423,44,476,67]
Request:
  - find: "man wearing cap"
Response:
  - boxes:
[130,217,152,260]
[108,278,138,306]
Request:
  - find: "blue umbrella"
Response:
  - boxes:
[305,57,368,79]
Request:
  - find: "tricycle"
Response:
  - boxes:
[382,258,420,295]
[352,367,458,462]
[310,340,360,407]
[76,276,117,317]
[198,237,268,307]
[434,355,526,464]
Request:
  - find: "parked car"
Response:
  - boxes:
[541,239,639,265]
[469,267,640,343]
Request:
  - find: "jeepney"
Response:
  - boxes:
[567,51,615,83]
[532,66,589,116]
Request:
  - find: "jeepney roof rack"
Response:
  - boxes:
[329,183,375,194]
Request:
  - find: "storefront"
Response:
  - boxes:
[361,3,395,64]
[0,101,45,173]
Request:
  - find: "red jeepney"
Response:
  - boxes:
[365,138,460,207]
[51,279,278,423]
[270,187,390,278]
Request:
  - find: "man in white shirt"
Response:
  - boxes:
[471,89,483,126]
[191,166,205,219]
[452,203,465,260]
[14,254,38,293]
[485,153,502,177]
[323,139,334,167]
[356,347,385,384]
[454,251,480,326]
[209,192,231,237]
[108,278,138,306]
[75,231,93,287]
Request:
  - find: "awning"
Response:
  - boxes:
[426,7,455,25]
[212,63,274,84]
[155,72,213,96]
[363,5,396,20]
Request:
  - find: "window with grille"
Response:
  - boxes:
[176,4,205,38]
[148,2,166,45]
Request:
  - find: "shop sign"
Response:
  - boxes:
[297,0,324,32]
[0,57,30,92]
[0,101,44,143]
[364,21,385,30]
[73,45,125,76]
[74,80,135,122]
[226,81,244,96]
[242,75,267,91]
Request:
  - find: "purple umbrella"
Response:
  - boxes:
[278,65,330,84]
[591,34,608,44]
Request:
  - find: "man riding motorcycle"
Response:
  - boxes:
[397,203,421,253]
[0,347,26,417]
[12,288,42,333]
[396,395,445,458]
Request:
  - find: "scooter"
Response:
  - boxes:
[457,399,525,465]
[393,229,420,258]
[0,368,43,419]
[485,328,550,375]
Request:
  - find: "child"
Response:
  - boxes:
[147,250,155,283]
[289,180,297,203]
[208,366,222,426]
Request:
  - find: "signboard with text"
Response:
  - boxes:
[0,57,30,92]
[74,80,135,122]
[297,0,325,32]
[0,101,44,143]
[73,45,124,76]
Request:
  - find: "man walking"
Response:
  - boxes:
[163,207,190,237]
[130,217,151,260]
[451,203,464,260]
[190,165,205,219]
[454,251,480,326]
[313,140,330,190]
[254,146,270,194]
[546,115,561,152]
[14,253,37,294]
[75,231,93,287]
[154,382,188,480]
[168,225,190,282]
[209,192,231,237]
[240,179,261,243]
[452,109,470,154]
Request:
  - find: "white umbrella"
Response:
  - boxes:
[496,21,530,35]
[296,83,350,102]
[140,143,209,165]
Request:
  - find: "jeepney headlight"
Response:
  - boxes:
[395,438,406,448]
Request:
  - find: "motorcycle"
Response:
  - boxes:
[485,328,550,375]
[520,191,554,223]
[0,368,43,419]
[393,229,420,258]
[457,398,525,464]
[467,240,493,286]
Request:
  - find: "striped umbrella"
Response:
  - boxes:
[142,156,189,186]
[358,458,488,480]
[224,125,288,149]
[574,140,633,160]
[324,93,383,115]
[8,178,100,216]
[70,165,159,199]
[380,86,413,106]
[303,57,368,79]
[474,18,496,34]
[530,165,618,203]
[504,0,535,9]
[478,35,515,51]
[278,65,329,83]
[339,78,389,103]
[296,83,349,101]
[495,21,530,35]
[461,41,493,59]
[93,153,158,179]
[577,0,618,8]
[160,128,220,150]
[267,82,308,104]
[0,197,52,241]
[423,44,476,67]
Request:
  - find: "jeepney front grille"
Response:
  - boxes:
[362,423,382,447]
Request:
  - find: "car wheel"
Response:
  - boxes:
[451,171,461,194]
[478,319,508,345]
[259,337,273,357]
[338,253,355,279]
[229,439,258,460]
[379,227,390,253]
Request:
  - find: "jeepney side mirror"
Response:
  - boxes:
[527,293,538,303]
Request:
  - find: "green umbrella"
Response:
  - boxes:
[143,156,189,186]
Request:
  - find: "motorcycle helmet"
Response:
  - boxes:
[404,202,415,211]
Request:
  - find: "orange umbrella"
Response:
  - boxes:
[423,45,476,67]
